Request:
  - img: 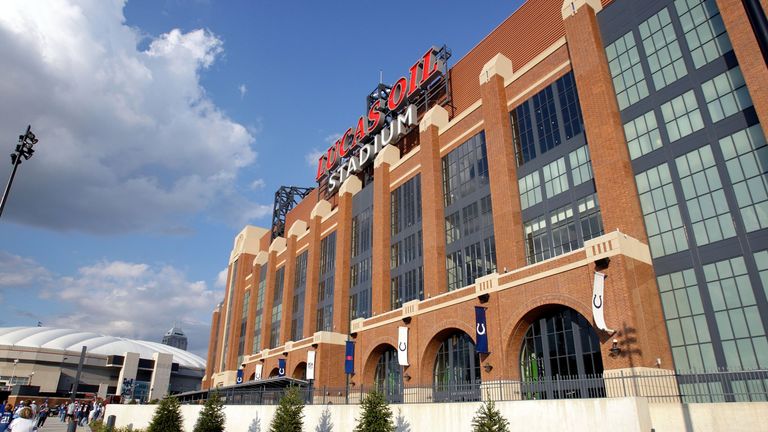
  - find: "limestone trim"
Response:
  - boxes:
[295,243,309,255]
[253,251,268,266]
[390,165,422,190]
[373,144,401,168]
[440,120,485,155]
[268,237,287,254]
[389,147,420,171]
[504,37,568,88]
[228,225,269,264]
[418,105,450,133]
[339,176,363,196]
[479,53,514,84]
[506,60,571,109]
[353,231,651,334]
[287,220,308,238]
[561,0,602,20]
[276,259,286,269]
[310,199,332,220]
[243,332,347,364]
[439,100,483,136]
[245,273,253,280]
[320,223,338,238]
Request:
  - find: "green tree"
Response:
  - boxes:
[269,387,305,432]
[471,399,510,432]
[193,392,226,432]
[146,396,184,432]
[353,391,394,432]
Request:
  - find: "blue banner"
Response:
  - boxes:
[278,358,286,377]
[475,306,489,354]
[236,369,244,385]
[344,341,355,374]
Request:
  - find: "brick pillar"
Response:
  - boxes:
[243,258,262,356]
[304,200,332,337]
[563,0,648,241]
[279,235,298,344]
[225,258,247,370]
[333,177,362,333]
[479,54,527,272]
[214,264,231,373]
[419,106,450,298]
[260,247,278,350]
[203,305,221,388]
[717,0,768,138]
[372,146,399,313]
[249,251,269,353]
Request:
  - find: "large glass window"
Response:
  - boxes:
[433,332,481,402]
[374,347,403,403]
[703,257,768,370]
[533,86,561,154]
[661,90,705,142]
[719,125,768,233]
[658,269,717,371]
[639,8,688,90]
[316,232,336,332]
[550,205,578,257]
[569,146,593,187]
[556,72,584,140]
[577,194,604,242]
[511,101,536,165]
[606,31,649,110]
[237,289,250,365]
[291,251,307,341]
[674,0,732,69]
[756,250,768,300]
[350,201,372,321]
[391,175,423,309]
[624,110,663,160]
[701,67,753,123]
[636,163,689,258]
[525,216,549,265]
[269,266,285,348]
[676,145,736,245]
[519,172,542,210]
[543,157,569,198]
[442,132,489,207]
[252,266,266,353]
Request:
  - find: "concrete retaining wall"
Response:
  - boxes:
[105,399,768,431]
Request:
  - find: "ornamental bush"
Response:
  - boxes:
[353,391,394,432]
[146,396,184,432]
[471,399,510,432]
[193,392,226,432]
[269,387,305,432]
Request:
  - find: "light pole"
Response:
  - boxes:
[10,359,19,387]
[67,346,87,432]
[0,125,39,218]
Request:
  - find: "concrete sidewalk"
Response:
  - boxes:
[37,420,91,432]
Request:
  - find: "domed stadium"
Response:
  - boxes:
[0,326,206,404]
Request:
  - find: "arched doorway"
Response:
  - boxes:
[293,362,307,380]
[433,331,481,402]
[268,368,280,378]
[519,306,605,399]
[374,346,403,403]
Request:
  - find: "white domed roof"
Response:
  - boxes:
[0,327,205,370]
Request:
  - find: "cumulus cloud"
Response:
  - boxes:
[304,133,341,168]
[214,267,228,288]
[250,179,265,190]
[238,84,247,99]
[0,0,267,233]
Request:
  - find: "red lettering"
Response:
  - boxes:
[420,48,442,87]
[354,117,366,145]
[407,61,421,96]
[387,77,408,111]
[337,128,354,157]
[315,154,326,180]
[325,145,338,170]
[367,100,383,135]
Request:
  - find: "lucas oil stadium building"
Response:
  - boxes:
[202,0,768,406]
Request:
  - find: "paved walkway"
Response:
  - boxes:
[36,420,91,432]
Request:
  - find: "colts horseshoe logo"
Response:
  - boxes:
[398,342,407,351]
[593,294,603,309]
[476,323,486,336]
[279,368,285,375]
[236,376,243,384]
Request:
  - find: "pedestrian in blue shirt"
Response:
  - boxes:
[0,403,14,432]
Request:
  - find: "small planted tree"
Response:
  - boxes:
[193,392,226,432]
[471,399,510,432]
[146,396,184,432]
[269,387,305,432]
[353,391,394,432]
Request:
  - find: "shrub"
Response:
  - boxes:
[268,387,304,432]
[146,396,184,432]
[471,399,510,432]
[193,392,226,432]
[353,391,394,432]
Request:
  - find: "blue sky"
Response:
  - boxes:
[0,0,524,357]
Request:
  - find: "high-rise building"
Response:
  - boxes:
[162,324,188,351]
[203,0,768,402]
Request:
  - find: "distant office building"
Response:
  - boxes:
[162,325,188,351]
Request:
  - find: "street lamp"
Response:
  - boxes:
[0,125,39,218]
[10,359,19,387]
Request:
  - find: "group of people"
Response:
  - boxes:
[0,399,106,431]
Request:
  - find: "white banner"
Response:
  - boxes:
[254,364,263,381]
[592,271,614,333]
[306,350,316,380]
[397,326,409,366]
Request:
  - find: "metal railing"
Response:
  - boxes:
[178,369,768,406]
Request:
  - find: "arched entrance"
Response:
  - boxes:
[293,362,307,380]
[433,331,481,402]
[519,306,605,399]
[268,368,279,378]
[374,346,403,403]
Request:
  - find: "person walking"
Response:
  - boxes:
[34,404,47,428]
[7,407,35,432]
[65,401,76,424]
[0,404,13,432]
[58,403,66,423]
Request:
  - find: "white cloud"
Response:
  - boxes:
[250,178,266,190]
[304,133,341,168]
[215,267,228,288]
[0,0,267,233]
[0,251,51,287]
[238,84,247,99]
